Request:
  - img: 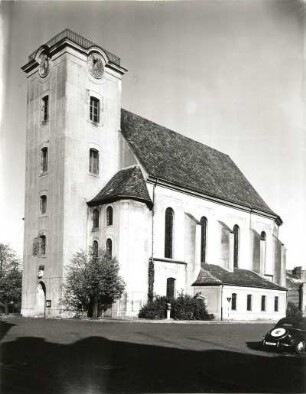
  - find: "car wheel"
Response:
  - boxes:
[295,341,305,354]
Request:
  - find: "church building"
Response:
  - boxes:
[21,29,287,320]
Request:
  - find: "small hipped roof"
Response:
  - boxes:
[88,166,153,209]
[193,263,287,291]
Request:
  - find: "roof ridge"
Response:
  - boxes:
[121,108,229,158]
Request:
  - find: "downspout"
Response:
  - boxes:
[221,284,224,321]
[148,178,157,301]
[151,179,157,261]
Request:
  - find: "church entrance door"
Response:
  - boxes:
[35,282,46,317]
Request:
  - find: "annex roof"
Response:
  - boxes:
[192,263,287,291]
[121,109,281,222]
[88,166,153,209]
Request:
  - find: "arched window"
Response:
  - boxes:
[89,149,99,175]
[93,240,98,257]
[90,96,100,123]
[200,217,207,263]
[233,225,239,268]
[40,195,47,214]
[106,206,113,226]
[39,235,46,256]
[166,278,176,299]
[247,294,252,311]
[164,207,174,258]
[92,209,100,229]
[261,231,266,241]
[41,147,48,173]
[231,293,237,310]
[106,238,112,258]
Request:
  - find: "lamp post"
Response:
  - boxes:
[226,297,232,320]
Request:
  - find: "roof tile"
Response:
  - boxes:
[88,166,153,208]
[193,263,287,291]
[121,109,279,218]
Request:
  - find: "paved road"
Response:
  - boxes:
[0,317,305,393]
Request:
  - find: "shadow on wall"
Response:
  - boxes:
[0,335,305,394]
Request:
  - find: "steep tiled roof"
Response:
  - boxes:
[121,109,280,219]
[193,263,287,291]
[88,166,153,208]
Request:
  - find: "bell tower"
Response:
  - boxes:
[21,29,127,316]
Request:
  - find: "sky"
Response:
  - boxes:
[0,0,305,269]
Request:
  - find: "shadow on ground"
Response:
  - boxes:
[1,335,305,393]
[0,320,15,341]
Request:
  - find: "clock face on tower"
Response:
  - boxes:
[88,53,104,79]
[39,53,50,78]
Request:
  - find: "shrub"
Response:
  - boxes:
[138,296,168,319]
[138,293,214,320]
[286,302,302,319]
[171,293,213,321]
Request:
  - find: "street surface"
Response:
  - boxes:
[0,317,305,393]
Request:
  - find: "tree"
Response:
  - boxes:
[0,244,22,315]
[63,248,125,318]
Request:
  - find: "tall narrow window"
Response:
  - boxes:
[233,225,239,268]
[41,95,49,123]
[39,235,46,256]
[261,295,266,311]
[40,195,47,214]
[260,231,266,274]
[41,147,48,173]
[200,216,207,263]
[231,293,237,310]
[92,209,100,229]
[93,240,98,257]
[90,96,100,123]
[247,294,252,311]
[106,238,112,258]
[164,207,174,258]
[89,149,99,175]
[106,206,113,226]
[274,296,279,312]
[166,278,175,299]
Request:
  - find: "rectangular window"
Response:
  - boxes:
[247,294,252,311]
[274,296,279,312]
[42,96,49,123]
[41,147,48,173]
[39,235,46,256]
[261,295,266,311]
[89,149,99,175]
[40,195,47,214]
[90,97,100,123]
[231,293,237,310]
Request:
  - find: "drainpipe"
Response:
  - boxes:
[151,179,157,261]
[221,284,224,321]
[148,179,157,300]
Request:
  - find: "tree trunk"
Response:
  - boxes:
[92,295,98,319]
[4,300,8,315]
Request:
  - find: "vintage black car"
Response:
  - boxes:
[262,317,306,353]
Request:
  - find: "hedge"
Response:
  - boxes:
[138,293,214,320]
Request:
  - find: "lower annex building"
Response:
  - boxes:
[21,29,287,320]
